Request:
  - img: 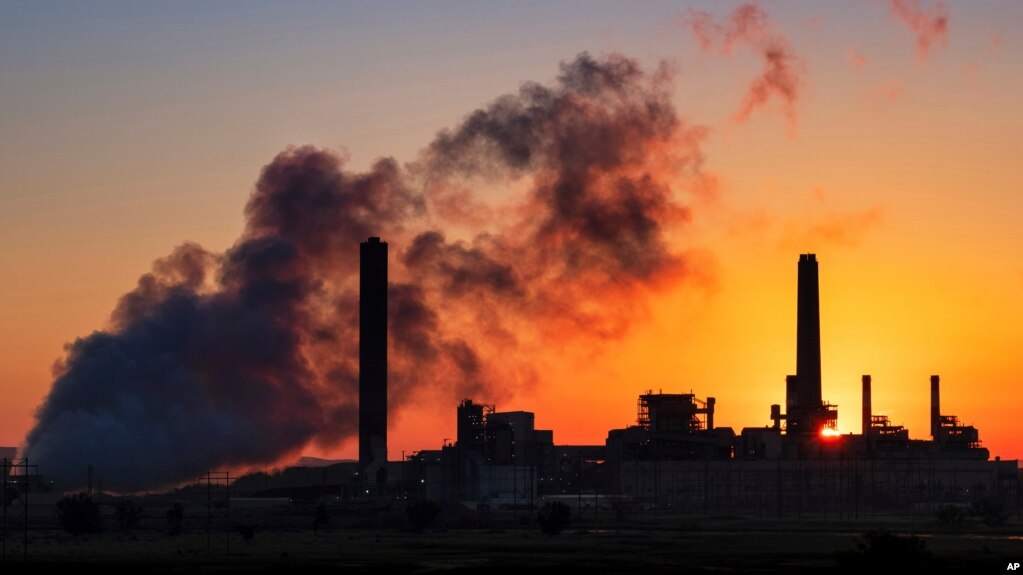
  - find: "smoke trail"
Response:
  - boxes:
[846,47,868,71]
[24,53,710,491]
[888,0,949,61]
[682,3,803,132]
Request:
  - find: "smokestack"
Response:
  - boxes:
[930,374,940,439]
[706,397,716,430]
[796,254,822,432]
[359,237,388,485]
[862,375,872,435]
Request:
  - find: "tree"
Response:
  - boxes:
[56,492,102,535]
[166,502,185,536]
[537,501,571,536]
[838,530,932,568]
[971,498,1008,526]
[114,498,144,530]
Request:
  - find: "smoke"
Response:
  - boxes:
[888,0,949,61]
[779,205,886,250]
[846,47,868,71]
[683,2,803,133]
[874,78,904,102]
[25,151,419,491]
[25,52,709,492]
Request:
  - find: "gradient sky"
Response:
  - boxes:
[2,1,1022,467]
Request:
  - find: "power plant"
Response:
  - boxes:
[385,252,1016,513]
[12,245,1010,517]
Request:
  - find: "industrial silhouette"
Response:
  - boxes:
[359,237,388,488]
[7,246,1016,517]
[377,251,1012,513]
[789,253,828,436]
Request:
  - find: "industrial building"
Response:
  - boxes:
[389,254,1018,514]
[242,244,1017,512]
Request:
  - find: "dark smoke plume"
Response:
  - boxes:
[25,53,709,491]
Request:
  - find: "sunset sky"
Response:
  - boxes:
[2,1,1021,478]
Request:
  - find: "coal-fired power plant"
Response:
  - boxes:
[359,237,388,487]
[378,253,1016,513]
[17,248,1015,516]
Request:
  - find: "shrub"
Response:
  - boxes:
[114,498,144,530]
[838,530,931,568]
[56,492,102,535]
[971,498,1008,526]
[935,504,966,525]
[537,501,571,536]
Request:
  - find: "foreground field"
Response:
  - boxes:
[3,517,1021,573]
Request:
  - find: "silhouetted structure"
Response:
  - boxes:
[456,399,489,453]
[231,253,1014,516]
[929,375,984,452]
[359,237,388,487]
[861,375,872,436]
[393,253,1011,513]
[785,254,838,437]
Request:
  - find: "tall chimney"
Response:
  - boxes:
[930,375,940,439]
[359,237,388,486]
[796,254,822,431]
[861,375,872,435]
[706,397,716,430]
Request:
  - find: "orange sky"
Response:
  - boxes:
[2,2,1021,469]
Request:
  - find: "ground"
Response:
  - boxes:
[2,513,1021,572]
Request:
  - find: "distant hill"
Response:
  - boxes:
[294,456,355,468]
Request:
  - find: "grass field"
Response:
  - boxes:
[3,513,1021,572]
